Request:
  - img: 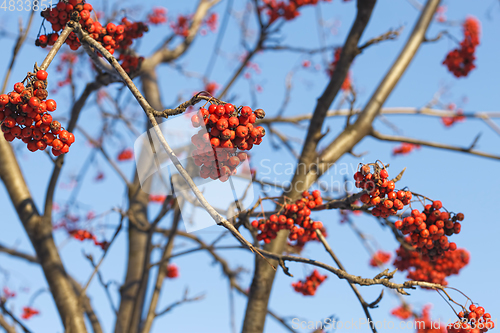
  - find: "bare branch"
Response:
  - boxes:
[39,24,74,71]
[0,243,39,263]
[358,26,404,51]
[0,300,32,333]
[0,136,87,332]
[0,9,35,94]
[257,107,500,125]
[140,203,182,333]
[0,312,17,333]
[316,230,379,333]
[44,81,101,218]
[155,289,205,317]
[155,228,297,333]
[70,278,104,333]
[243,1,378,331]
[80,218,124,299]
[143,0,222,67]
[370,129,500,160]
[257,248,445,294]
[306,0,442,188]
[262,44,337,54]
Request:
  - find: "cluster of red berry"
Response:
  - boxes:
[190,103,266,182]
[251,190,327,245]
[394,202,464,259]
[391,304,413,320]
[117,148,133,161]
[448,304,494,333]
[1,70,75,155]
[147,7,167,25]
[369,250,391,267]
[326,47,351,91]
[292,269,327,296]
[441,103,466,127]
[443,17,480,78]
[261,0,331,24]
[393,241,469,286]
[21,306,40,320]
[165,264,179,278]
[415,305,446,333]
[355,163,412,218]
[37,0,147,74]
[69,229,109,250]
[392,142,421,156]
[2,287,16,300]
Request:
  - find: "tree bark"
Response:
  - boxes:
[0,137,88,333]
[241,1,377,332]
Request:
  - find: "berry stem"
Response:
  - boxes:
[40,23,75,71]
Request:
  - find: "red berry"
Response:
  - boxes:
[210,137,220,147]
[235,126,248,138]
[36,70,48,81]
[52,139,63,150]
[215,105,225,117]
[14,82,24,93]
[45,99,57,112]
[106,22,116,34]
[216,119,228,131]
[224,103,235,115]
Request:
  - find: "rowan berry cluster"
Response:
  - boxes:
[415,305,446,333]
[394,202,464,260]
[69,229,109,250]
[393,241,469,286]
[326,47,351,91]
[448,304,494,333]
[392,142,421,156]
[0,70,75,155]
[190,103,266,182]
[2,287,16,299]
[354,163,412,218]
[117,148,133,161]
[291,269,327,296]
[443,17,480,78]
[21,307,40,320]
[369,250,391,267]
[147,7,167,25]
[391,305,413,320]
[37,0,147,74]
[165,264,179,279]
[441,104,466,127]
[251,190,327,246]
[261,0,331,24]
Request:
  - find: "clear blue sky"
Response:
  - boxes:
[1,0,499,332]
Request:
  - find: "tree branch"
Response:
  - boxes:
[316,230,380,333]
[306,0,442,187]
[139,203,182,333]
[143,0,221,68]
[242,1,378,332]
[0,138,87,332]
[0,243,39,264]
[0,9,35,94]
[44,81,101,218]
[0,313,17,333]
[370,129,500,160]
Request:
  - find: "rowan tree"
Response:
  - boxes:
[0,0,499,333]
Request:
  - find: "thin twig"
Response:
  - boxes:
[1,9,35,94]
[316,230,380,333]
[371,129,500,160]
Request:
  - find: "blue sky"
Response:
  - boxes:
[1,0,500,332]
